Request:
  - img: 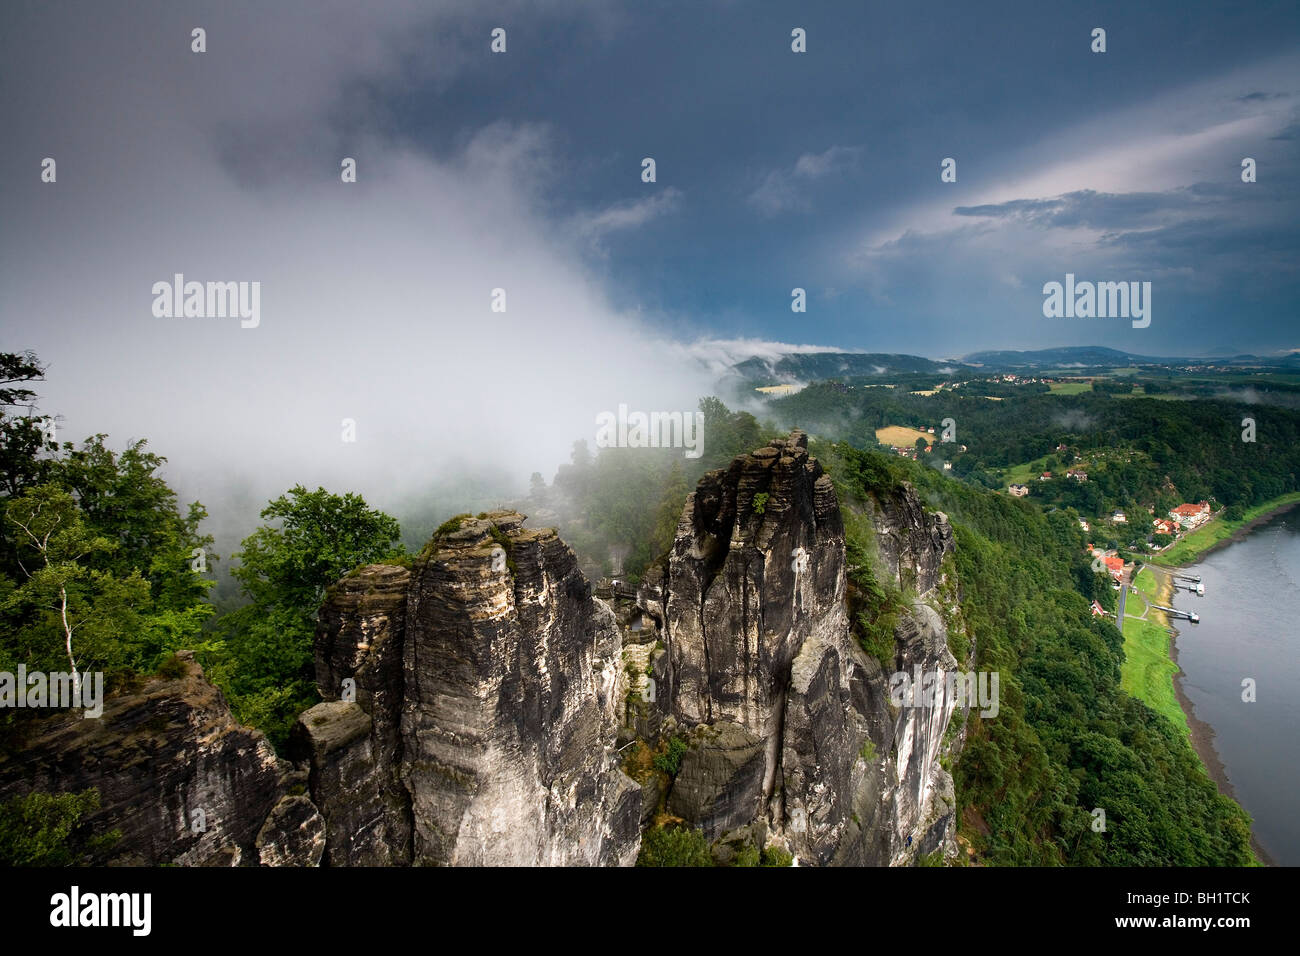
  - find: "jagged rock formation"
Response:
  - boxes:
[295,511,641,866]
[0,437,968,869]
[0,651,323,866]
[864,484,956,595]
[666,721,765,840]
[633,432,967,865]
[291,564,411,865]
[889,604,963,861]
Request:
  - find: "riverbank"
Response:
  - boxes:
[1120,569,1187,733]
[1157,567,1277,867]
[1161,492,1300,566]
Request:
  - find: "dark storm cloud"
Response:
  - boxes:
[3,0,1300,526]
[954,190,1205,231]
[0,0,717,549]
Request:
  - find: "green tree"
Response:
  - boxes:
[648,460,690,559]
[1,358,218,680]
[0,351,56,500]
[0,789,120,866]
[211,485,403,748]
[232,485,401,611]
[48,436,216,665]
[698,396,762,469]
[1,484,150,684]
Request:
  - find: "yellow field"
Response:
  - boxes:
[875,425,931,446]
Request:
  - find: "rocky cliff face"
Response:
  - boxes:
[632,432,967,865]
[0,651,323,866]
[292,563,411,865]
[0,437,967,868]
[295,511,641,866]
[864,483,956,596]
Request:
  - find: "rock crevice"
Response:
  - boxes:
[297,511,640,866]
[634,432,967,865]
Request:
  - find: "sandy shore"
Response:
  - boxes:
[1157,567,1277,866]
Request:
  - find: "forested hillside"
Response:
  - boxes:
[767,381,1300,518]
[825,444,1252,864]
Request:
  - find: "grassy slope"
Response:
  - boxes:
[1002,457,1051,488]
[1048,381,1092,395]
[1160,491,1300,565]
[1121,568,1188,734]
[1134,565,1159,600]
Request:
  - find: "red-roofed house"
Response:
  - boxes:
[1170,502,1210,529]
[1103,556,1124,581]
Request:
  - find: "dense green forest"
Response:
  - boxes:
[825,444,1252,864]
[766,380,1300,521]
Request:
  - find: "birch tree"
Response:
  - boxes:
[2,484,146,688]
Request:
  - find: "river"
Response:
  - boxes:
[1171,509,1300,866]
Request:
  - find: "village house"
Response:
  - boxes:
[1040,471,1053,481]
[1079,518,1090,532]
[1104,555,1125,582]
[1067,468,1088,481]
[1009,484,1029,497]
[1111,511,1127,524]
[1170,502,1211,529]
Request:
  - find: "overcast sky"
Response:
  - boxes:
[1,0,1298,528]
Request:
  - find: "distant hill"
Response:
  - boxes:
[717,344,1300,395]
[962,346,1300,369]
[963,346,1168,367]
[730,352,962,383]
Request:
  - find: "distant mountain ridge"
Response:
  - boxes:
[720,345,1300,385]
[961,346,1300,368]
[728,352,959,383]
